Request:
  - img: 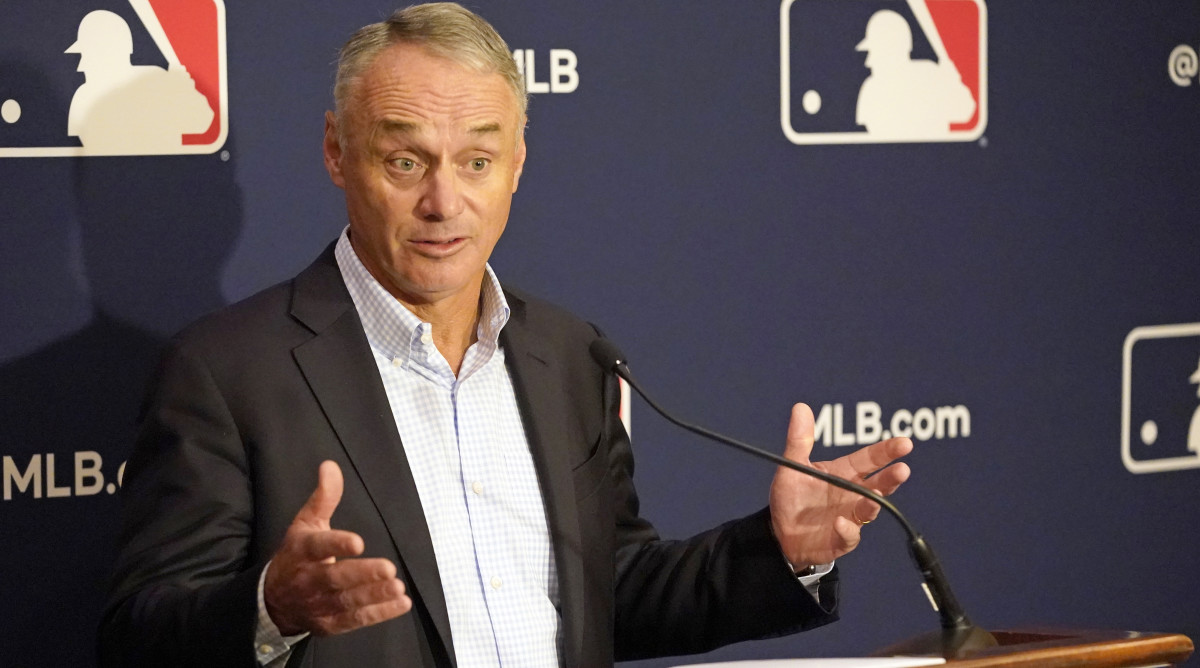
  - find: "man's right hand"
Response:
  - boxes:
[264,461,412,636]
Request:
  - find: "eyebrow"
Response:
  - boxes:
[469,122,501,135]
[376,119,418,136]
[375,120,502,136]
[369,119,504,151]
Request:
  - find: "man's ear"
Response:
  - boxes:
[323,111,346,188]
[511,116,528,193]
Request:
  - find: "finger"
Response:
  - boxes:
[832,515,861,552]
[346,595,412,630]
[867,461,911,496]
[322,557,398,590]
[294,461,344,527]
[317,590,413,636]
[844,436,913,478]
[327,577,407,614]
[783,403,816,463]
[294,529,365,562]
[854,497,882,524]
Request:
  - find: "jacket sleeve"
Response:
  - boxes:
[600,363,840,661]
[97,338,263,668]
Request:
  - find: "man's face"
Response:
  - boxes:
[324,42,526,307]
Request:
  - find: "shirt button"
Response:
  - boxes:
[490,576,502,590]
[391,357,402,367]
[258,644,273,655]
[420,331,433,344]
[471,481,483,495]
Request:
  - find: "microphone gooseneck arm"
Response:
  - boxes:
[588,338,977,640]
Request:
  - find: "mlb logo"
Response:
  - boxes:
[780,0,987,144]
[1122,323,1200,474]
[0,0,227,157]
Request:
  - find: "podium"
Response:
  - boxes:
[673,629,1193,667]
[875,628,1195,667]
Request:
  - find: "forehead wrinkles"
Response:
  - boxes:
[349,56,519,144]
[366,83,514,129]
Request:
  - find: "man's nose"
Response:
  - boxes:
[416,164,465,222]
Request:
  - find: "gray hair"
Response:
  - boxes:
[333,3,527,120]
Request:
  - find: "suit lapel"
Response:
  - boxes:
[288,248,456,665]
[500,293,587,666]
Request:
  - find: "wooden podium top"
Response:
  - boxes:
[671,629,1193,668]
[885,628,1194,667]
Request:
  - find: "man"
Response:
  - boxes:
[99,4,912,666]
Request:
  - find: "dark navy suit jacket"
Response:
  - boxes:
[99,245,838,667]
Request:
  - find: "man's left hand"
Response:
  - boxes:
[769,403,913,569]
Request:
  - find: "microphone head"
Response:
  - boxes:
[589,338,628,372]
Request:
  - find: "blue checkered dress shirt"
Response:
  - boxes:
[255,231,562,666]
[336,232,561,665]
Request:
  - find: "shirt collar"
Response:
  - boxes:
[334,228,511,366]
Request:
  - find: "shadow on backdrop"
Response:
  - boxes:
[0,57,90,359]
[0,64,242,663]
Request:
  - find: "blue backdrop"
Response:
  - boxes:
[2,1,1198,666]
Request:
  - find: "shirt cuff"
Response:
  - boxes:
[778,544,834,600]
[796,561,834,598]
[255,561,309,666]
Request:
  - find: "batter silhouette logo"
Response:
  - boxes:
[1122,323,1200,474]
[0,0,227,157]
[780,0,987,144]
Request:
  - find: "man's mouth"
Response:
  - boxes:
[411,237,467,256]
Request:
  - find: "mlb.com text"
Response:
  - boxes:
[815,401,971,447]
[2,451,125,500]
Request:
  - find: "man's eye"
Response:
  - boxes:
[469,158,490,172]
[393,158,418,171]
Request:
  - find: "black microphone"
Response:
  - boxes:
[589,337,995,657]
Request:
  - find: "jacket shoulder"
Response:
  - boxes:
[169,279,300,358]
[503,285,603,347]
[169,244,347,361]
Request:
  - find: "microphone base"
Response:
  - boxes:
[873,624,998,659]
